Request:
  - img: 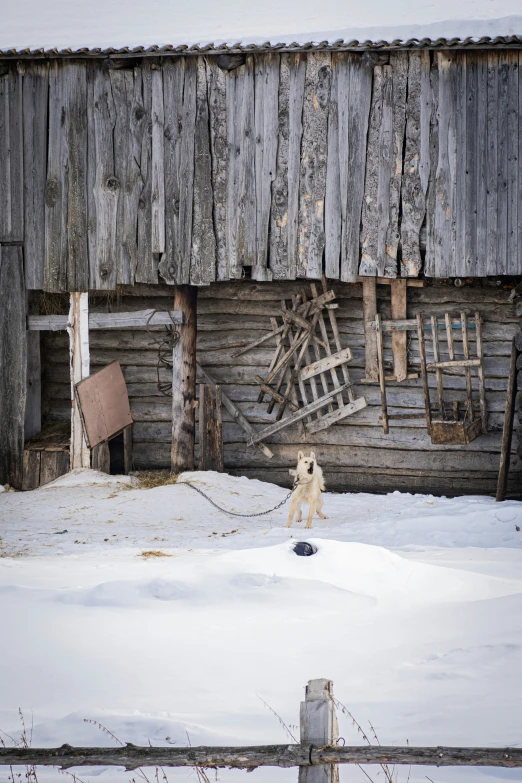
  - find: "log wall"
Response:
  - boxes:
[41,280,522,496]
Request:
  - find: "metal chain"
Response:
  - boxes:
[181,482,293,517]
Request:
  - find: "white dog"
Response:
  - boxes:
[286,451,327,529]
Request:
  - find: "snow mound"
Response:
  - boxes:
[40,468,138,491]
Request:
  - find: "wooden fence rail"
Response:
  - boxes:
[1,680,520,775]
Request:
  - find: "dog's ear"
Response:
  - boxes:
[297,451,304,462]
[310,451,316,460]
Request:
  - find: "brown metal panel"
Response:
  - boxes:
[75,361,133,448]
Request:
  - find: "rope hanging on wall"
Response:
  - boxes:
[145,309,180,397]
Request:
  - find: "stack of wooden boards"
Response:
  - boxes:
[230,281,367,448]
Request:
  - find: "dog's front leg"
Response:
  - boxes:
[316,492,328,519]
[305,499,317,529]
[285,494,299,528]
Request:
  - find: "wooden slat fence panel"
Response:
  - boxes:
[44,61,89,292]
[23,61,49,289]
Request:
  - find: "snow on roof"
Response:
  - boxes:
[1,0,522,54]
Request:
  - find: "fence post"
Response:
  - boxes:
[299,679,339,783]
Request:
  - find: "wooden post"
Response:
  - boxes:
[431,315,445,419]
[171,285,197,474]
[417,313,432,432]
[198,384,224,472]
[375,313,389,434]
[390,278,408,381]
[496,339,518,502]
[123,425,133,474]
[299,679,339,783]
[68,293,90,469]
[362,277,378,381]
[475,312,487,431]
[25,292,42,441]
[461,312,473,422]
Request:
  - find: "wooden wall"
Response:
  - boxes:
[1,50,522,290]
[40,280,522,496]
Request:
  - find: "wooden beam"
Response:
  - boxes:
[305,397,367,434]
[198,384,224,472]
[375,313,389,434]
[362,277,378,381]
[496,339,518,502]
[68,293,90,470]
[254,377,299,412]
[426,359,482,370]
[28,310,183,331]
[171,286,197,473]
[391,278,408,381]
[299,679,338,783]
[417,313,432,432]
[2,744,520,770]
[299,347,352,381]
[371,318,477,332]
[357,276,424,286]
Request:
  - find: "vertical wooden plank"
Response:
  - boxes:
[206,59,228,280]
[454,52,467,278]
[340,54,373,283]
[360,65,390,276]
[161,58,184,284]
[23,61,49,289]
[0,63,23,242]
[417,313,432,432]
[486,52,499,276]
[136,60,157,284]
[68,292,90,469]
[401,51,429,277]
[445,312,455,360]
[431,315,445,418]
[270,53,306,280]
[506,52,519,275]
[87,63,118,291]
[25,294,41,441]
[461,312,473,420]
[198,383,208,469]
[151,63,165,255]
[91,441,110,473]
[325,52,341,279]
[110,66,148,285]
[198,384,224,472]
[191,56,217,285]
[123,425,133,474]
[362,277,378,381]
[425,54,439,277]
[465,53,478,277]
[391,278,407,381]
[497,52,509,276]
[298,51,331,279]
[519,52,522,277]
[253,53,278,281]
[496,340,517,501]
[171,286,197,473]
[45,61,89,292]
[299,679,338,783]
[433,52,457,279]
[475,311,487,431]
[385,52,408,278]
[475,53,488,276]
[22,450,41,491]
[375,314,389,434]
[0,246,27,488]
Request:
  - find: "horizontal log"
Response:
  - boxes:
[375,318,477,332]
[1,744,520,770]
[28,310,183,331]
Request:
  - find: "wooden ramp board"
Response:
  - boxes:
[75,361,133,448]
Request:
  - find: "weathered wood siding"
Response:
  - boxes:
[2,50,522,289]
[40,280,521,496]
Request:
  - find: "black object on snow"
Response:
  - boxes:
[293,541,317,557]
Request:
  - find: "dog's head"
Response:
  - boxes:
[296,451,316,479]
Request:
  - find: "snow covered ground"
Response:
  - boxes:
[1,468,522,783]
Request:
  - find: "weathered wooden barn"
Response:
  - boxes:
[0,38,521,496]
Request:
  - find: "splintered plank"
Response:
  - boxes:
[135,60,157,284]
[401,51,430,277]
[475,53,488,276]
[391,278,407,382]
[384,52,408,278]
[298,52,331,279]
[45,61,89,292]
[253,53,278,281]
[424,53,439,277]
[433,52,457,279]
[496,52,509,277]
[305,396,368,434]
[270,53,306,280]
[248,384,351,445]
[506,51,519,275]
[226,56,256,278]
[191,56,217,285]
[324,52,341,279]
[87,63,118,290]
[110,66,148,285]
[0,63,23,243]
[23,61,49,289]
[206,59,228,280]
[151,63,165,255]
[299,347,353,381]
[486,51,499,276]
[160,57,197,284]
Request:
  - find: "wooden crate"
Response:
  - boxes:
[22,422,70,490]
[430,418,484,445]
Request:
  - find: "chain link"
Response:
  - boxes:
[181,482,293,517]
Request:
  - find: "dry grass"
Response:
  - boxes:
[135,471,179,490]
[139,550,173,560]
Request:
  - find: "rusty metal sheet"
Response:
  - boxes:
[75,361,133,448]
